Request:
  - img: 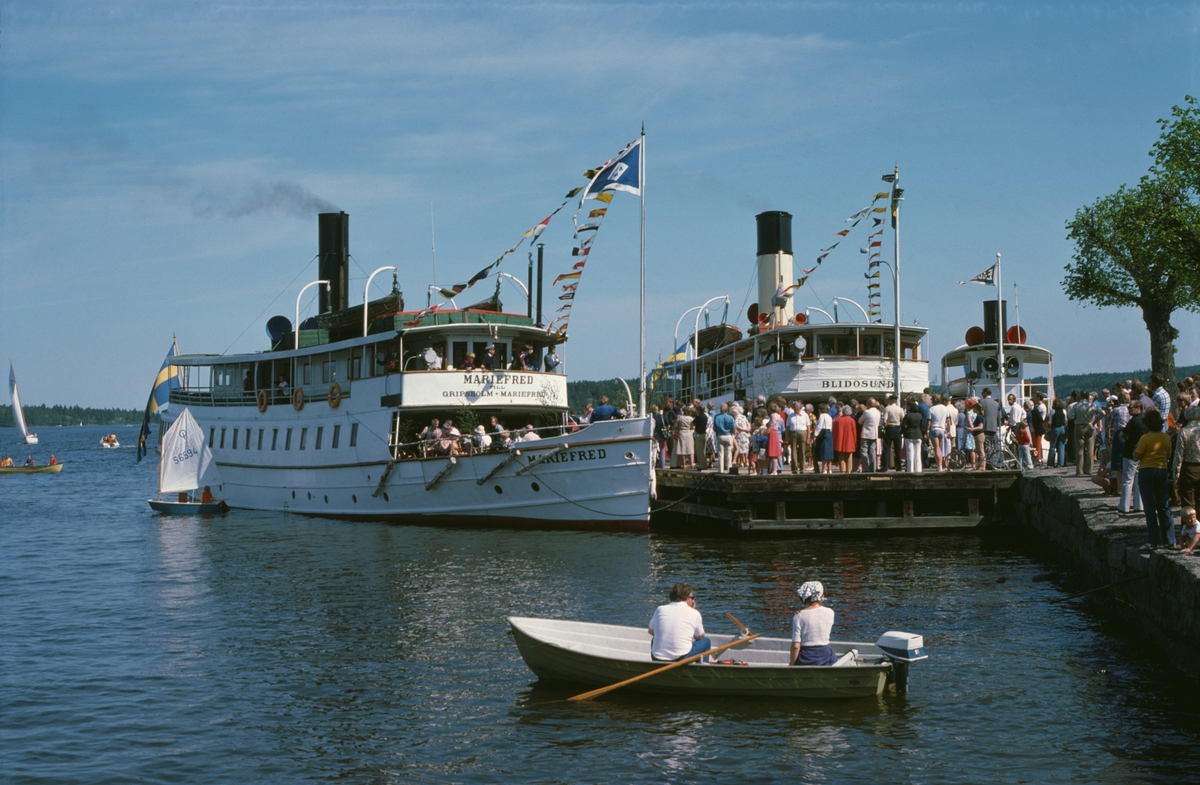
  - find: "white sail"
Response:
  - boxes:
[159,408,217,494]
[9,362,34,443]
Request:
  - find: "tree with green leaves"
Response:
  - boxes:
[1064,97,1200,410]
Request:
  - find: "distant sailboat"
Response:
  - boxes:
[9,362,37,445]
[147,407,226,514]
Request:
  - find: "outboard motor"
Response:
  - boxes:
[876,631,927,693]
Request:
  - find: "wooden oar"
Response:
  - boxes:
[725,612,750,635]
[568,633,761,702]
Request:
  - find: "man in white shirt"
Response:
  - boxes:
[882,395,905,471]
[927,395,951,471]
[787,400,809,474]
[1006,393,1025,428]
[648,583,710,661]
[858,399,882,472]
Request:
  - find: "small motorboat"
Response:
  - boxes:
[147,407,226,515]
[508,616,926,699]
[100,434,120,448]
[0,462,64,475]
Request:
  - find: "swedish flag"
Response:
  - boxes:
[136,338,182,462]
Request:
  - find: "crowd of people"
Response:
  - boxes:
[644,372,1200,488]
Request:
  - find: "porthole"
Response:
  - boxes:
[625,452,634,459]
[531,482,540,492]
[291,491,295,499]
[307,492,312,500]
[352,495,357,504]
[383,492,390,502]
[324,495,328,504]
[494,485,503,495]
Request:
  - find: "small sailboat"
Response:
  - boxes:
[147,407,226,514]
[9,362,38,445]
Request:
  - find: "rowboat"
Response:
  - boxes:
[0,463,64,475]
[508,616,926,699]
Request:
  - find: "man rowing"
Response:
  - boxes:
[648,583,711,662]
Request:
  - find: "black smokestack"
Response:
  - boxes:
[318,212,349,314]
[755,211,793,256]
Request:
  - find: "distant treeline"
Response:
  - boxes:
[0,404,144,427]
[1028,363,1200,398]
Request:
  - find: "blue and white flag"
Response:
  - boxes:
[137,338,183,462]
[581,137,642,200]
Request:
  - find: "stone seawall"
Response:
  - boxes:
[1016,471,1200,677]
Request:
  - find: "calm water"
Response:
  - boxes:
[3,425,1199,784]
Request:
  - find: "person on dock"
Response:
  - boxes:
[791,581,836,666]
[733,404,752,471]
[813,404,835,474]
[1178,507,1199,554]
[1133,409,1176,550]
[1172,405,1200,509]
[1047,398,1068,469]
[1150,373,1172,432]
[674,407,695,470]
[858,399,881,473]
[787,400,809,474]
[1074,392,1101,476]
[832,405,857,474]
[713,403,736,474]
[1119,400,1147,514]
[648,583,711,662]
[693,403,710,471]
[766,405,783,475]
[882,395,904,471]
[901,400,924,473]
[928,394,951,471]
[980,389,1001,470]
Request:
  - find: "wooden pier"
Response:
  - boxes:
[651,468,1023,533]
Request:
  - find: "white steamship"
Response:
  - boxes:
[166,212,653,530]
[664,211,929,406]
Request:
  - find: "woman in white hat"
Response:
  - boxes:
[791,580,836,666]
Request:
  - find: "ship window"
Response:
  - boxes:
[352,354,362,380]
[300,428,308,450]
[302,363,311,385]
[322,362,332,384]
[220,428,226,449]
[257,428,264,450]
[245,429,251,450]
[332,424,341,449]
[817,333,855,356]
[285,428,293,450]
[271,428,278,450]
[861,333,883,357]
[315,427,323,450]
[350,423,359,447]
[209,427,215,448]
[231,429,237,450]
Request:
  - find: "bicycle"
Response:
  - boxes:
[945,429,1018,470]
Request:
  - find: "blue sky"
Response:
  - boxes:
[2,1,1198,408]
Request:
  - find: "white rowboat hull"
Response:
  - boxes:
[508,616,894,699]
